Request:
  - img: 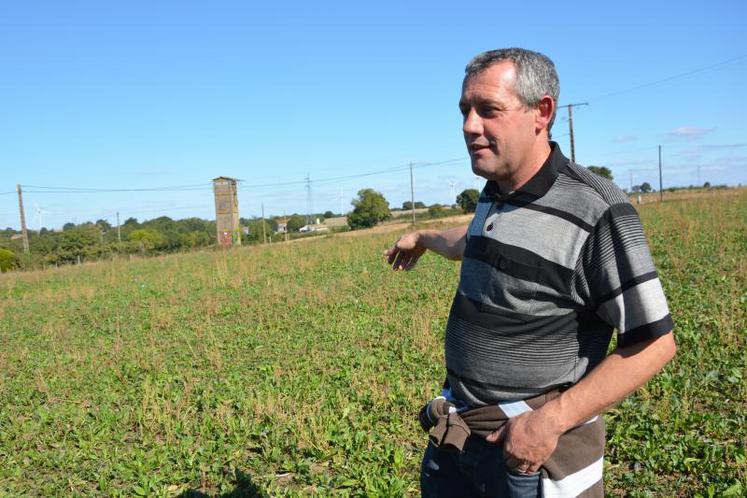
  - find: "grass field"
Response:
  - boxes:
[1,191,745,497]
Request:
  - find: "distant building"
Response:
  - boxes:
[299,224,329,233]
[212,177,241,247]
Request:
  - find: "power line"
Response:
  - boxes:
[674,143,747,150]
[592,143,747,161]
[23,182,211,191]
[21,183,212,194]
[87,204,211,221]
[237,157,468,191]
[590,54,747,102]
[6,155,473,198]
[236,166,410,191]
[10,157,469,197]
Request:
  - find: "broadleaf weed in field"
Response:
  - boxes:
[0,192,744,496]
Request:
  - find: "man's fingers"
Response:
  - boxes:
[486,425,506,443]
[385,239,406,257]
[386,235,423,271]
[405,255,419,270]
[393,252,407,270]
[388,247,404,268]
[505,455,523,471]
[506,456,539,475]
[385,246,400,264]
[526,463,541,474]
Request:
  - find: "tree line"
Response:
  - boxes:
[7,169,648,272]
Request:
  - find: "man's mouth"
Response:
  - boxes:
[469,143,492,153]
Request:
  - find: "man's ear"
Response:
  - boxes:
[535,96,555,134]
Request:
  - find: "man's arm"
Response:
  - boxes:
[384,225,468,270]
[487,332,676,474]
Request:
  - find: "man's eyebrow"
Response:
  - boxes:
[459,96,500,108]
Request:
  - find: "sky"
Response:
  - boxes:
[1,0,745,230]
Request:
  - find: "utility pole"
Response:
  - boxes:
[409,162,416,225]
[557,102,588,163]
[261,203,267,244]
[305,173,313,225]
[629,170,634,192]
[658,145,663,202]
[16,184,29,253]
[116,212,122,243]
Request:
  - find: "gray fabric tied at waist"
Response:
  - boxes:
[418,398,506,452]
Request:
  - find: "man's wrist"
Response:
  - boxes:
[416,230,435,249]
[537,397,574,435]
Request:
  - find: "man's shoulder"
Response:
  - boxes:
[560,162,629,205]
[546,162,632,225]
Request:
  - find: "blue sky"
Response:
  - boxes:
[1,0,745,229]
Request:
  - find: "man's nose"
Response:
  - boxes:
[462,108,482,135]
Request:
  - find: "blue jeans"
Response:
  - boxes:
[420,436,542,498]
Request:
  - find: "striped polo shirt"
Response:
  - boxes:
[445,142,674,405]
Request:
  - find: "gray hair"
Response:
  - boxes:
[465,48,560,133]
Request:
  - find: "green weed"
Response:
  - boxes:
[0,191,744,496]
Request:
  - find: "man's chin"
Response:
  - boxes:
[470,163,493,181]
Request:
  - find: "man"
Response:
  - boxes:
[385,48,675,497]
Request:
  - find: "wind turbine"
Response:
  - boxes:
[448,181,456,204]
[473,176,483,191]
[334,189,345,216]
[34,201,52,231]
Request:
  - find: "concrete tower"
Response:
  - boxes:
[213,177,241,247]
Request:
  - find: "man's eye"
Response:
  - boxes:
[478,106,496,116]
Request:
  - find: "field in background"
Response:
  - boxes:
[1,191,745,497]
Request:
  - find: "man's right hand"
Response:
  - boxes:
[385,226,469,269]
[385,231,426,271]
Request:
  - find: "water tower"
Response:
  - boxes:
[212,177,241,247]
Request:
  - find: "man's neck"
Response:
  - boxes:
[495,140,552,193]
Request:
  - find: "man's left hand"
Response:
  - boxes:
[486,409,562,474]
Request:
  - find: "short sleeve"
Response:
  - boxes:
[577,202,674,347]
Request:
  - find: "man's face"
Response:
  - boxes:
[459,61,538,183]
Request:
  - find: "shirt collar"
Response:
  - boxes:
[482,141,567,201]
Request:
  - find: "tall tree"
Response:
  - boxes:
[95,219,112,230]
[286,215,307,232]
[587,165,614,180]
[0,248,18,272]
[456,189,480,213]
[347,189,390,229]
[128,229,165,251]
